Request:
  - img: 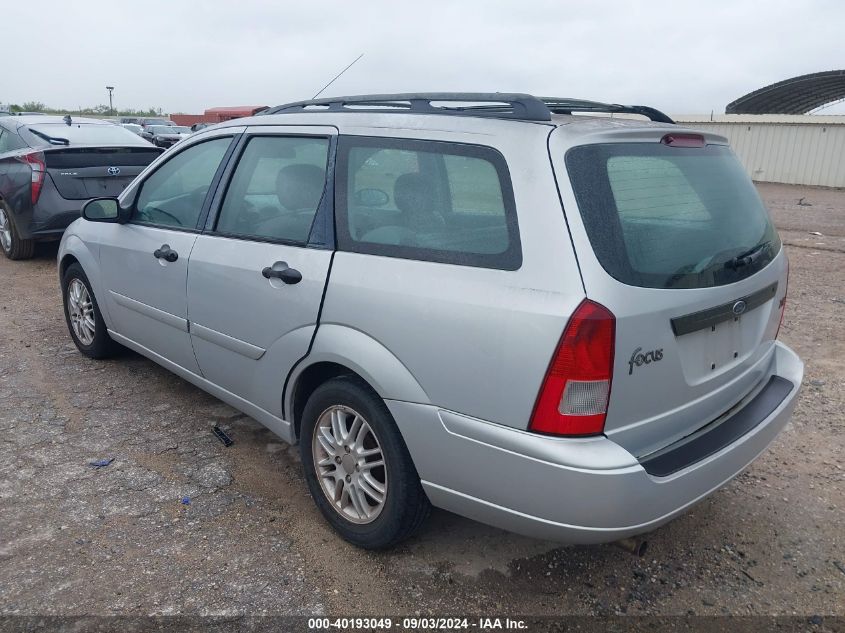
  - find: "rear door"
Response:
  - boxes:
[551,128,788,457]
[186,125,335,417]
[98,129,241,373]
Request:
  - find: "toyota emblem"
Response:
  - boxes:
[107,167,121,176]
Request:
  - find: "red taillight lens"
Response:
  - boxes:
[776,260,789,339]
[20,152,46,205]
[661,133,705,148]
[529,299,616,436]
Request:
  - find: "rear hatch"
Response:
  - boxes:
[21,121,163,199]
[43,147,163,199]
[551,126,788,458]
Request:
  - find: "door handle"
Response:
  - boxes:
[262,264,302,285]
[153,244,178,262]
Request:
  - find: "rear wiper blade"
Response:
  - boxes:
[725,241,771,270]
[29,129,70,146]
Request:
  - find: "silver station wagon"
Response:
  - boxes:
[58,93,803,549]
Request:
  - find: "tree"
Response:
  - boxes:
[20,101,47,112]
[4,100,166,117]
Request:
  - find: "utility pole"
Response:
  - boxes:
[106,86,115,115]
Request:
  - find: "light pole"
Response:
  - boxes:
[106,86,114,116]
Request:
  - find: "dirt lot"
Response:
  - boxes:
[0,183,843,622]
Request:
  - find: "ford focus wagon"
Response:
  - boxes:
[57,93,803,549]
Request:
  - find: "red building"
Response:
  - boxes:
[170,105,268,127]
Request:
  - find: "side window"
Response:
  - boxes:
[134,137,232,229]
[215,135,329,243]
[337,137,520,270]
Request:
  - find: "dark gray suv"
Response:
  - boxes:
[0,115,162,259]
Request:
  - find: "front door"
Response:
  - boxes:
[186,127,335,417]
[99,133,237,373]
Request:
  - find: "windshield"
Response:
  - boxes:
[565,142,780,289]
[24,123,145,146]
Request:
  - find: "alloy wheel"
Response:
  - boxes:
[0,207,11,253]
[311,405,388,524]
[67,279,96,345]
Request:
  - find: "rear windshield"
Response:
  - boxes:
[24,123,145,147]
[565,142,780,289]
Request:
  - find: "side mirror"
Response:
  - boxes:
[81,198,120,222]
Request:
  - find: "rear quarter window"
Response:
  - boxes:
[336,136,521,270]
[0,128,26,153]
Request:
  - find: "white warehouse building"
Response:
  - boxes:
[676,114,845,188]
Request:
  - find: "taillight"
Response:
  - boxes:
[776,260,789,339]
[20,152,46,205]
[661,133,705,148]
[529,299,616,436]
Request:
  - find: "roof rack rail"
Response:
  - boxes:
[263,93,553,121]
[540,98,675,124]
[261,93,675,124]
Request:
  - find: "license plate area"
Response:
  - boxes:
[671,282,778,385]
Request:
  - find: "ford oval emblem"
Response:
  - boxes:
[107,166,120,176]
[732,300,747,315]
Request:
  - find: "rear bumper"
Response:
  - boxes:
[15,183,83,240]
[389,341,802,543]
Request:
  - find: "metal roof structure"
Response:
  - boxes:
[726,70,845,114]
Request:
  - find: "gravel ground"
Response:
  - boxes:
[0,183,842,622]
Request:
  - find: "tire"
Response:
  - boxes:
[0,201,35,260]
[61,262,121,359]
[300,376,430,549]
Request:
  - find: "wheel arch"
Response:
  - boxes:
[285,324,431,441]
[59,252,80,278]
[58,235,113,327]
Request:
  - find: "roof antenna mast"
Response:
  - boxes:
[312,53,364,100]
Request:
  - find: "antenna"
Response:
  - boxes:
[312,53,364,99]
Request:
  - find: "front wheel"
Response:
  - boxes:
[61,263,121,359]
[300,377,430,549]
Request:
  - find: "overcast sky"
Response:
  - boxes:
[2,0,844,115]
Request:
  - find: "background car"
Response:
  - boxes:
[140,125,192,148]
[190,122,213,132]
[0,115,163,259]
[138,117,176,129]
[119,116,141,125]
[120,123,144,136]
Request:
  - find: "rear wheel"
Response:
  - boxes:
[299,376,430,549]
[0,202,35,260]
[61,263,121,359]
